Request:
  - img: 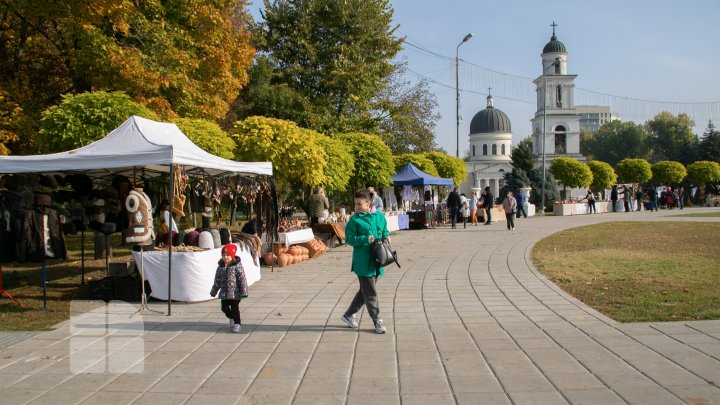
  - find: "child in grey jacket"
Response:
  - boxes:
[210,244,248,333]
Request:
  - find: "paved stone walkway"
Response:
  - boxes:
[1,208,719,404]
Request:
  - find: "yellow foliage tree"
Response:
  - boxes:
[232,116,326,187]
[334,132,394,189]
[308,130,355,194]
[392,154,439,177]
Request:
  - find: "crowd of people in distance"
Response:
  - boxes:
[602,185,685,213]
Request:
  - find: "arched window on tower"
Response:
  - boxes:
[555,60,561,75]
[501,144,506,155]
[472,145,475,156]
[555,125,567,154]
[556,85,563,108]
[492,144,497,155]
[483,144,487,155]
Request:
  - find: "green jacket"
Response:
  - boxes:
[346,211,390,277]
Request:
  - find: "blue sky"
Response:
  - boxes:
[248,0,720,154]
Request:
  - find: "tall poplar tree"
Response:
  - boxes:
[255,0,403,133]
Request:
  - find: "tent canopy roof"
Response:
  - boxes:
[391,163,453,186]
[0,115,272,179]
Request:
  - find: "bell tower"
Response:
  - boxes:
[531,22,584,161]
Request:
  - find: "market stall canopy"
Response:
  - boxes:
[391,163,453,186]
[0,115,272,178]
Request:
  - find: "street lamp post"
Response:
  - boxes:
[456,33,474,158]
[539,58,561,215]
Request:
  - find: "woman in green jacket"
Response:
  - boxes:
[340,188,390,334]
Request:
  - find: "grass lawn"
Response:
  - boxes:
[532,221,720,323]
[0,233,134,331]
[671,212,720,217]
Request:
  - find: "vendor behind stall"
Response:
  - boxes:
[154,199,177,246]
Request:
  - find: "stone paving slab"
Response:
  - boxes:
[1,207,719,404]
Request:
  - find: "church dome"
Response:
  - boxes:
[543,34,566,54]
[470,95,511,134]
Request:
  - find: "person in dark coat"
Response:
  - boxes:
[447,188,461,229]
[611,185,619,212]
[482,187,494,224]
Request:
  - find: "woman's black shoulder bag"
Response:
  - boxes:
[372,237,400,269]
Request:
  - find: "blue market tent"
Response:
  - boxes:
[391,163,453,186]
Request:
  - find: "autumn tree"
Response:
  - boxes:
[38,91,158,153]
[646,112,698,164]
[615,158,652,185]
[1,0,255,151]
[581,121,651,166]
[423,151,467,186]
[587,161,617,192]
[0,91,20,155]
[392,154,439,177]
[651,161,687,186]
[254,0,403,133]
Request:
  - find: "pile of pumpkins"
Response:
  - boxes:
[263,238,328,267]
[265,244,308,267]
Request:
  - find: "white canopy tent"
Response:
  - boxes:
[0,115,274,314]
[0,115,272,177]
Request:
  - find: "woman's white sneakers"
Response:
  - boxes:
[341,314,359,329]
[231,324,241,333]
[375,319,386,334]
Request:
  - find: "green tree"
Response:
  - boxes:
[174,118,236,160]
[423,151,467,186]
[232,116,326,187]
[587,161,617,191]
[615,158,652,184]
[392,154,439,176]
[527,169,559,210]
[581,121,651,166]
[549,157,593,197]
[255,0,403,133]
[646,112,698,164]
[37,91,158,153]
[686,160,720,202]
[503,169,531,194]
[0,0,255,131]
[651,161,687,185]
[230,55,315,128]
[699,121,720,163]
[334,132,394,190]
[377,64,439,154]
[310,130,355,194]
[510,137,534,173]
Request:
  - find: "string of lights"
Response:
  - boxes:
[400,33,720,126]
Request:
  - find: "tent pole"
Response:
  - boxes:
[167,163,174,316]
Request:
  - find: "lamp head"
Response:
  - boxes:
[462,33,474,42]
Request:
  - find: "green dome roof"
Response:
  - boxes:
[543,34,566,54]
[470,97,511,133]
